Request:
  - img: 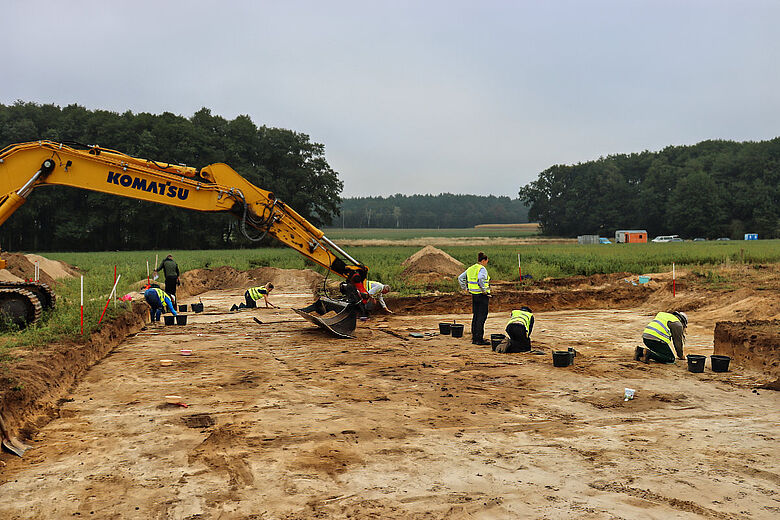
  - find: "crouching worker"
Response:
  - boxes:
[144,287,178,322]
[497,307,534,353]
[236,284,276,310]
[637,311,687,363]
[366,280,393,314]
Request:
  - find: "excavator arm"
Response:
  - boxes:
[0,141,366,280]
[0,140,367,334]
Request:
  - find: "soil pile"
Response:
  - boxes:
[136,265,325,300]
[0,253,58,286]
[24,254,79,279]
[400,245,464,283]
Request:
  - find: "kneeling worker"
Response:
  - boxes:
[242,284,277,309]
[637,311,687,363]
[366,280,393,314]
[501,306,534,352]
[144,287,178,322]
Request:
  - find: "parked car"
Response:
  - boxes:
[651,235,680,243]
[716,237,731,241]
[599,238,612,244]
[693,238,706,241]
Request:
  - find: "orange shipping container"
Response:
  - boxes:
[615,230,648,243]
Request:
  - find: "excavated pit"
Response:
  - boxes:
[1,259,779,519]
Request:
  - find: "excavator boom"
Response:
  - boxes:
[0,140,366,334]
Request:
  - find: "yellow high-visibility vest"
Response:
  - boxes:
[152,288,171,311]
[507,310,532,331]
[643,312,680,346]
[248,285,268,300]
[466,263,490,294]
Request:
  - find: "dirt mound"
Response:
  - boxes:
[24,254,79,279]
[246,267,324,295]
[714,320,779,387]
[0,253,56,286]
[134,265,325,300]
[400,246,464,282]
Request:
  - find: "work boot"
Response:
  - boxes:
[642,349,652,364]
[473,339,490,346]
[634,346,644,361]
[230,304,238,311]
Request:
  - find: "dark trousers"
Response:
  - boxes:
[643,337,675,363]
[165,276,178,298]
[506,323,531,352]
[471,293,489,342]
[244,291,258,308]
[144,291,164,321]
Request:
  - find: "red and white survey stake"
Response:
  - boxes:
[517,253,522,279]
[80,275,84,335]
[98,274,122,325]
[672,262,676,297]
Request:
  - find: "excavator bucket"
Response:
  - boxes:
[292,296,358,338]
[0,415,31,457]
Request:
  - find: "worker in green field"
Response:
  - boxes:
[365,280,393,313]
[636,311,688,363]
[500,307,534,353]
[458,252,491,345]
[232,283,277,310]
[154,254,180,302]
[143,286,178,322]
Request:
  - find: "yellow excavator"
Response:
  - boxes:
[0,140,367,337]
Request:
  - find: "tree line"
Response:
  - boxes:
[519,138,780,239]
[332,194,529,228]
[0,101,343,251]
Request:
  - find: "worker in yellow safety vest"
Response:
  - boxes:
[365,280,393,313]
[636,311,687,363]
[143,287,178,322]
[457,252,491,345]
[232,283,277,310]
[500,307,534,353]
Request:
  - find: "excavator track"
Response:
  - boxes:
[0,288,43,329]
[0,281,56,311]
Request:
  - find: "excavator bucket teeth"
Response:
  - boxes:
[293,297,358,339]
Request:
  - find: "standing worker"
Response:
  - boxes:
[154,254,180,303]
[366,280,393,314]
[143,286,178,322]
[502,306,534,352]
[233,284,277,310]
[458,252,491,345]
[636,311,688,363]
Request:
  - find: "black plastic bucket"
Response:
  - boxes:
[439,322,451,335]
[687,354,706,373]
[710,355,731,372]
[178,304,188,312]
[553,350,571,367]
[163,315,175,325]
[191,303,204,313]
[491,334,505,350]
[451,323,464,338]
[176,314,188,326]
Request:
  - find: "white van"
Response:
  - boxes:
[651,235,680,243]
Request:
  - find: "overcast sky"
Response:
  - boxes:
[3,0,778,197]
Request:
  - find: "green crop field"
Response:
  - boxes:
[2,238,778,353]
[321,227,540,240]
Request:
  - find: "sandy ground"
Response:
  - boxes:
[0,282,778,519]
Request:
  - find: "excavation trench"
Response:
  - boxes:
[0,266,777,519]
